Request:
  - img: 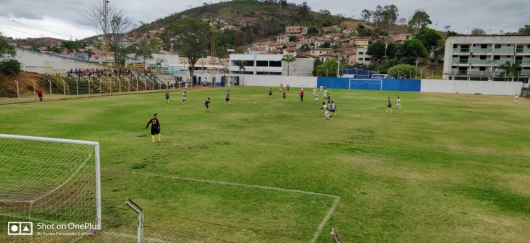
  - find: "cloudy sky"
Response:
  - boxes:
[0,0,528,40]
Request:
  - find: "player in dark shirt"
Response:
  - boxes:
[165,90,170,104]
[204,98,211,112]
[282,91,286,101]
[268,88,273,98]
[225,91,230,105]
[146,113,161,143]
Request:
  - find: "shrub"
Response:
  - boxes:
[0,59,21,75]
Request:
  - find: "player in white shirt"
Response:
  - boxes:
[397,96,401,110]
[314,93,319,104]
[320,86,323,94]
[182,91,187,104]
[322,102,330,120]
[514,94,518,107]
[313,88,317,95]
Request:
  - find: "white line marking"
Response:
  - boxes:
[128,171,341,243]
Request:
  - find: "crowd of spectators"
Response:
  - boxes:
[68,68,153,78]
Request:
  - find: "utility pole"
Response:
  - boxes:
[210,14,216,87]
[337,52,341,78]
[103,0,111,95]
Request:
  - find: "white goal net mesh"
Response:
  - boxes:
[0,134,100,242]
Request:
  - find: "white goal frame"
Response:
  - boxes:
[0,134,101,228]
[348,79,383,90]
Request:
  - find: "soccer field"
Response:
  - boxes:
[1,87,529,242]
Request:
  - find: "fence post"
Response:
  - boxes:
[99,79,102,95]
[31,80,36,102]
[63,80,66,98]
[48,80,53,100]
[14,80,20,103]
[119,78,122,95]
[76,79,79,97]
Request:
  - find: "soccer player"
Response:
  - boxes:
[515,93,518,107]
[300,89,304,102]
[225,90,231,105]
[330,101,337,117]
[323,87,328,97]
[37,88,43,102]
[327,93,331,105]
[165,90,170,104]
[286,84,290,92]
[313,87,317,96]
[283,91,286,101]
[314,92,319,104]
[182,91,187,104]
[145,113,161,144]
[397,96,401,110]
[386,97,393,113]
[204,97,211,112]
[321,102,330,120]
[268,88,273,98]
[320,86,323,94]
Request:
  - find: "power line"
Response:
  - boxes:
[0,16,75,39]
[0,25,39,37]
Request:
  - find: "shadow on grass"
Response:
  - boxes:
[450,185,530,215]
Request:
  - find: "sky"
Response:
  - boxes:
[0,0,528,40]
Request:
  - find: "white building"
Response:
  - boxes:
[444,36,530,81]
[229,54,314,76]
[230,54,283,75]
[356,46,371,65]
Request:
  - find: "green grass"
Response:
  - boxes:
[1,87,529,242]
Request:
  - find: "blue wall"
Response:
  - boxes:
[317,78,421,92]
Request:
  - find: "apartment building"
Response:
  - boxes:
[285,26,307,35]
[443,36,530,81]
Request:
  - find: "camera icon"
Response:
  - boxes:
[7,222,33,236]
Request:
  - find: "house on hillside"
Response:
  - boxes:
[277,34,292,44]
[343,28,356,35]
[393,34,412,44]
[286,26,307,35]
[323,33,345,40]
[310,48,333,56]
[283,47,297,57]
[356,46,371,65]
[354,38,369,46]
[318,53,336,62]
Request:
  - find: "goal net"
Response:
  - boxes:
[348,79,383,90]
[0,134,100,241]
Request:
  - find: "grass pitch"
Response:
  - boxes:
[0,87,529,242]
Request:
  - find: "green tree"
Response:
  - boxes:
[470,28,486,35]
[498,61,521,80]
[85,48,95,59]
[234,60,246,74]
[298,44,311,53]
[134,38,160,67]
[289,35,298,42]
[381,4,399,24]
[408,9,432,35]
[162,18,211,81]
[415,29,442,49]
[388,64,416,78]
[0,59,21,74]
[0,36,16,59]
[386,42,398,58]
[312,59,322,76]
[397,39,428,65]
[518,25,530,35]
[61,40,84,53]
[315,58,344,77]
[367,40,386,63]
[307,26,319,36]
[320,42,331,48]
[447,31,458,37]
[281,54,296,76]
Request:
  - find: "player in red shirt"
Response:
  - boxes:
[37,88,43,102]
[300,90,304,102]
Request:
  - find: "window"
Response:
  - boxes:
[359,52,364,55]
[269,61,281,67]
[256,61,268,67]
[481,44,487,49]
[479,67,486,71]
[495,44,501,48]
[453,44,458,48]
[528,44,530,48]
[358,58,363,61]
[243,60,254,66]
[365,58,371,61]
[480,55,487,60]
[494,55,500,60]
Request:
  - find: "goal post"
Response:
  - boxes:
[348,79,383,90]
[0,134,101,239]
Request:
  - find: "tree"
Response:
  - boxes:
[85,48,95,59]
[386,42,398,58]
[373,5,383,24]
[281,54,296,76]
[470,28,486,35]
[498,61,521,80]
[134,38,160,67]
[162,18,211,81]
[307,26,319,36]
[408,9,432,35]
[447,31,458,37]
[289,35,298,42]
[415,29,442,49]
[518,25,530,35]
[85,1,133,66]
[234,60,246,74]
[381,4,399,24]
[315,58,344,77]
[367,40,386,63]
[397,39,428,65]
[388,64,416,78]
[298,44,311,53]
[61,40,84,53]
[320,42,331,48]
[0,35,16,60]
[361,9,372,23]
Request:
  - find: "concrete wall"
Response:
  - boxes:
[421,79,523,95]
[15,48,98,73]
[240,75,317,88]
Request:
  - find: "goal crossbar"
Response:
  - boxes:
[348,79,383,90]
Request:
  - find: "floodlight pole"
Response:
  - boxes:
[14,80,20,103]
[48,79,53,100]
[125,198,144,243]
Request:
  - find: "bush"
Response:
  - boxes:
[388,64,417,78]
[0,59,21,75]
